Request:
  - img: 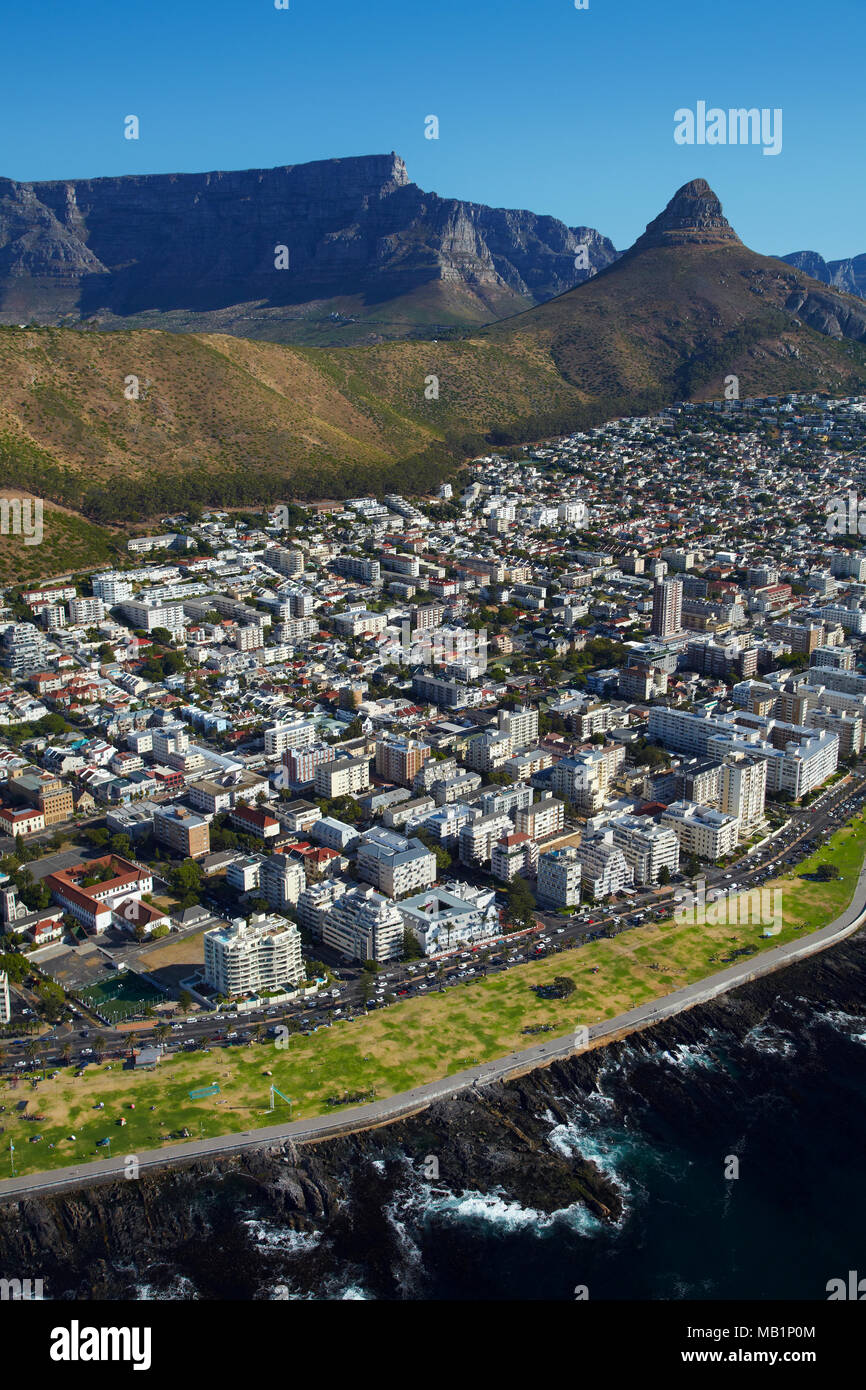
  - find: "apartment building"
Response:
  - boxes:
[204,913,304,997]
[187,770,270,816]
[374,735,430,787]
[314,755,371,800]
[264,719,317,758]
[464,728,512,775]
[260,853,306,911]
[651,577,683,638]
[497,705,539,751]
[331,555,381,583]
[310,816,361,852]
[608,815,681,884]
[356,827,437,898]
[515,796,565,842]
[398,884,499,955]
[412,673,481,708]
[334,610,388,638]
[153,804,211,859]
[537,847,582,907]
[505,747,555,782]
[491,831,538,881]
[720,754,768,833]
[296,877,348,938]
[459,811,513,866]
[413,757,457,794]
[321,884,405,962]
[551,744,625,813]
[69,596,106,626]
[575,829,635,899]
[120,600,185,635]
[0,970,9,1025]
[660,801,740,860]
[281,743,335,789]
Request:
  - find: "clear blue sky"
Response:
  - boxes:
[1,0,862,258]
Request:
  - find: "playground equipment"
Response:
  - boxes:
[188,1083,221,1100]
[267,1086,293,1115]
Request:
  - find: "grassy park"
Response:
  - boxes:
[2,811,864,1180]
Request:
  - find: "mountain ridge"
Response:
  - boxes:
[1,178,865,531]
[0,153,618,345]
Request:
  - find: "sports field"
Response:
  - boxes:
[2,813,863,1179]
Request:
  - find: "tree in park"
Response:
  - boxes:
[506,874,536,930]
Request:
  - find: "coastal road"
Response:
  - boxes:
[3,837,866,1204]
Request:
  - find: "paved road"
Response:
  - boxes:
[3,839,866,1204]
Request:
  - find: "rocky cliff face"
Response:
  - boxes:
[781,249,866,301]
[0,154,617,341]
[625,178,742,255]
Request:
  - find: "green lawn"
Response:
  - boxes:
[3,812,864,1180]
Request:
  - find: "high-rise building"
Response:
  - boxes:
[375,735,430,787]
[651,577,683,639]
[321,884,405,962]
[537,848,582,907]
[204,913,304,997]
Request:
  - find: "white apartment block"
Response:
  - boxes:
[608,815,680,884]
[297,878,348,938]
[720,755,767,834]
[0,970,10,1024]
[537,848,582,908]
[264,719,317,758]
[261,854,306,912]
[69,596,106,626]
[357,828,437,898]
[551,744,625,813]
[661,801,741,861]
[398,884,499,955]
[575,830,635,900]
[334,610,388,638]
[497,705,539,751]
[491,831,538,881]
[120,600,185,635]
[322,884,405,962]
[459,811,513,866]
[314,755,371,800]
[204,913,304,998]
[92,573,135,605]
[515,796,565,841]
[464,729,512,774]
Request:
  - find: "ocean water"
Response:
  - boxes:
[116,936,866,1303]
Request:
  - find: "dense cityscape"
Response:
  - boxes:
[2,391,865,1084]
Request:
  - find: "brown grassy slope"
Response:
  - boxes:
[0,244,864,521]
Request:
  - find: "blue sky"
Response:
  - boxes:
[1,0,862,257]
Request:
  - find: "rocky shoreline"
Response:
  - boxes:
[1,927,864,1301]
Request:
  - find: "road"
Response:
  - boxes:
[3,769,865,1073]
[3,824,866,1204]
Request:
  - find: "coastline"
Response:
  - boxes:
[3,845,866,1205]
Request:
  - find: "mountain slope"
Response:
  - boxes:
[781,250,866,301]
[1,180,865,525]
[0,154,617,345]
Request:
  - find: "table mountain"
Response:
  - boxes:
[0,154,617,345]
[1,179,865,526]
